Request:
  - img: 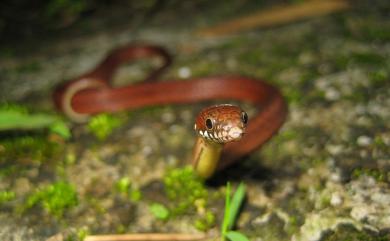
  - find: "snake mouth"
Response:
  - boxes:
[228,127,245,141]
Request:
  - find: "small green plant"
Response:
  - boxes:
[163,166,208,215]
[22,181,78,218]
[149,203,170,221]
[115,177,142,202]
[64,227,89,241]
[221,182,249,241]
[0,190,16,204]
[194,211,216,231]
[87,114,123,141]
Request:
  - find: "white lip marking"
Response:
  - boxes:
[204,131,209,138]
[199,130,203,136]
[228,127,243,139]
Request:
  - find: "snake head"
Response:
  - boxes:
[194,104,248,144]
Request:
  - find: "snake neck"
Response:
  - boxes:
[192,136,224,179]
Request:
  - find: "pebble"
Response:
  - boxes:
[14,178,31,196]
[330,192,343,206]
[161,111,175,123]
[178,67,191,78]
[226,57,237,69]
[329,170,343,183]
[324,88,340,101]
[356,135,372,147]
[350,205,373,221]
[326,144,343,155]
[142,145,153,156]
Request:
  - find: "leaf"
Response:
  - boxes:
[221,182,231,236]
[227,182,246,230]
[225,231,250,241]
[149,203,170,221]
[49,121,71,140]
[0,110,58,131]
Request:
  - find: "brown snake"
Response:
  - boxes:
[53,44,287,171]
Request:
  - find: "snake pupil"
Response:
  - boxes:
[242,112,248,125]
[205,118,213,129]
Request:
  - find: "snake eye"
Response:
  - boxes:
[205,118,213,129]
[241,111,248,125]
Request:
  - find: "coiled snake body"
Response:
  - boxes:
[53,45,287,177]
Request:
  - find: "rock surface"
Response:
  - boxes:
[0,1,389,241]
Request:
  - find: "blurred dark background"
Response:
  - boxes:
[2,0,388,46]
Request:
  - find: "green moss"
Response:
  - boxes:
[322,224,389,241]
[351,52,386,66]
[373,135,388,151]
[278,68,321,105]
[0,103,28,114]
[237,49,264,65]
[129,189,142,202]
[194,211,216,231]
[0,135,63,165]
[16,61,42,73]
[45,0,87,19]
[285,215,300,235]
[336,52,386,69]
[349,18,390,42]
[115,177,142,202]
[87,113,123,141]
[0,190,16,204]
[149,203,170,221]
[252,213,290,241]
[86,197,106,214]
[282,192,313,222]
[115,177,131,194]
[163,166,208,215]
[0,166,19,178]
[352,168,389,183]
[22,181,78,218]
[184,61,221,77]
[0,47,15,58]
[370,69,389,88]
[64,227,89,241]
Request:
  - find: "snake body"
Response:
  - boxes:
[53,45,287,172]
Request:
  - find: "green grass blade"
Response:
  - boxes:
[221,182,231,237]
[0,110,57,131]
[227,182,246,230]
[225,231,250,241]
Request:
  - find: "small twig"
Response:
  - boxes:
[84,233,208,241]
[197,0,350,36]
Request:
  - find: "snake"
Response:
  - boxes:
[192,104,248,178]
[53,44,287,178]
